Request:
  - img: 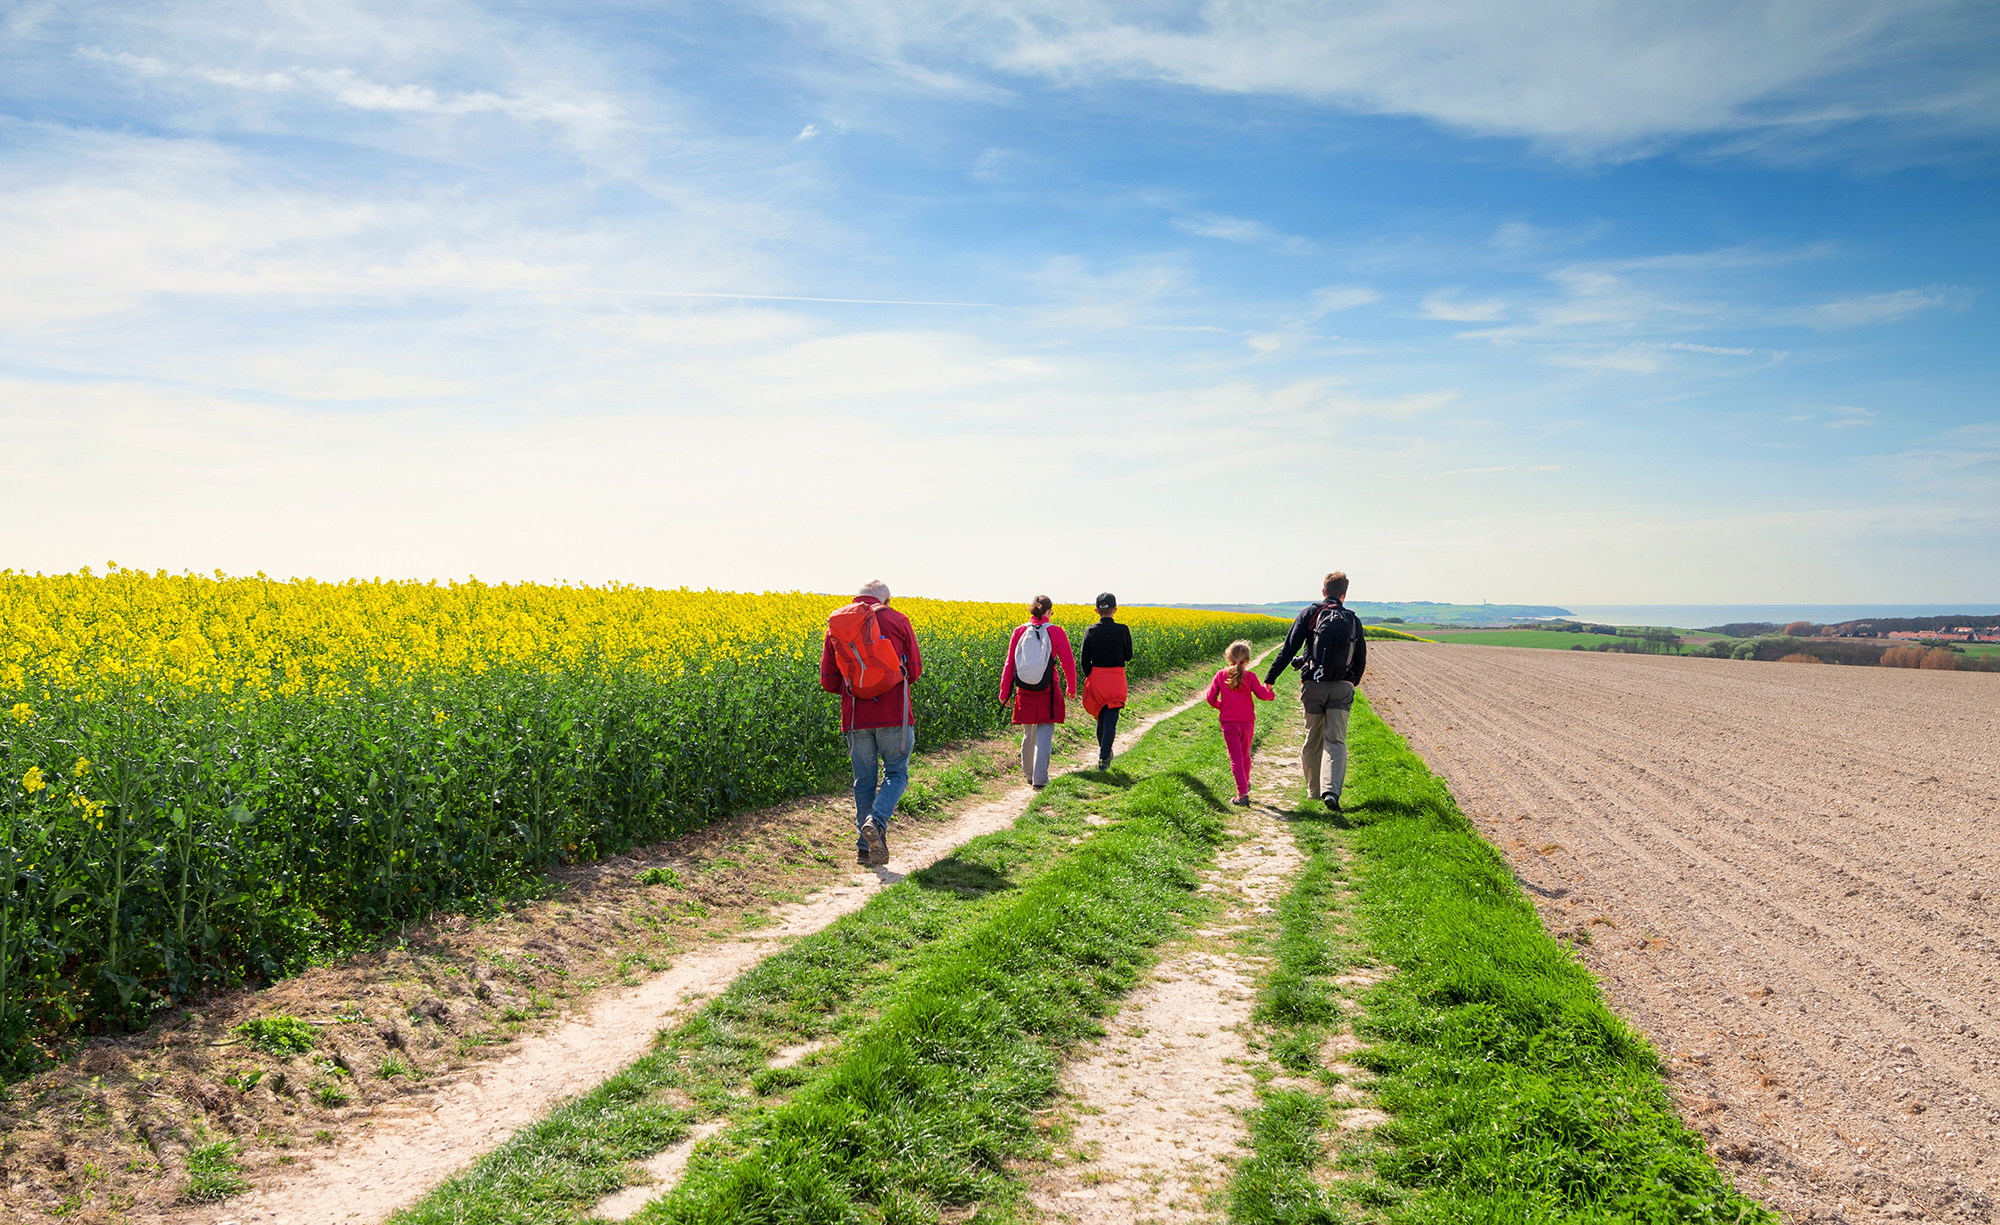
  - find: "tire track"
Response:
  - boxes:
[1366,644,2000,1224]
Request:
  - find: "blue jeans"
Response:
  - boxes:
[846,724,913,856]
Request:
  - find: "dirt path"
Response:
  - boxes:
[1031,715,1304,1223]
[202,685,1229,1225]
[1366,644,2000,1223]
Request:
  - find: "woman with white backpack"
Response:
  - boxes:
[998,594,1078,789]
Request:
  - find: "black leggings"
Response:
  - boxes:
[1095,705,1122,762]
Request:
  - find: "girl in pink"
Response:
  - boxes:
[1205,639,1275,805]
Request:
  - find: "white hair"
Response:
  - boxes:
[857,579,891,601]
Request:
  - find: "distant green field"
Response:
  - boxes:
[1404,626,1689,651]
[1954,642,2000,658]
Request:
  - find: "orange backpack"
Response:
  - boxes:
[827,601,905,699]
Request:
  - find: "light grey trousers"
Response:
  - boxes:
[1019,723,1055,786]
[1300,679,1355,799]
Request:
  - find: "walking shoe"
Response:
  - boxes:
[1098,755,1111,770]
[1322,792,1342,814]
[1231,794,1251,806]
[862,820,890,867]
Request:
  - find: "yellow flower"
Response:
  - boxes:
[20,765,46,793]
[8,702,30,724]
[73,756,92,777]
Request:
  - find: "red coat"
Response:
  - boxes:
[819,598,923,732]
[998,619,1077,725]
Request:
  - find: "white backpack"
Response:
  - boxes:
[1014,622,1054,688]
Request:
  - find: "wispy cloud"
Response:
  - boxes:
[1419,289,1509,322]
[1168,211,1314,252]
[784,0,2000,160]
[80,47,621,133]
[1807,287,1958,328]
[1664,341,1762,356]
[1309,286,1382,315]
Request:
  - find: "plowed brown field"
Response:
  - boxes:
[1365,643,2000,1223]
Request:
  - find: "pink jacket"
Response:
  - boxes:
[998,618,1077,701]
[1205,668,1275,722]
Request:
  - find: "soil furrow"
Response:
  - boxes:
[1366,643,2000,1224]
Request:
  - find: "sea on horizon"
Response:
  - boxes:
[1557,604,2000,629]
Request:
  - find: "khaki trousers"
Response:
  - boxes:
[1299,679,1355,799]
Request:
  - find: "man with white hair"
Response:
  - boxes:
[819,580,923,866]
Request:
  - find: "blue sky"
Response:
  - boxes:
[2,0,1995,605]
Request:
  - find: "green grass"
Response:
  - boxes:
[1231,806,1359,1225]
[642,710,1236,1224]
[183,1137,250,1202]
[386,652,1266,1225]
[233,1013,317,1056]
[1329,695,1774,1223]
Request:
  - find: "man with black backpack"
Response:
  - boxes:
[1264,571,1367,813]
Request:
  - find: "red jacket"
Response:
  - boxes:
[819,598,923,732]
[999,618,1077,725]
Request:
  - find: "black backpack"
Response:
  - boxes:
[1304,602,1359,681]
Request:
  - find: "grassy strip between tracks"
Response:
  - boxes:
[1230,695,1775,1224]
[388,666,1253,1225]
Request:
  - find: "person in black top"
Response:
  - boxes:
[1263,571,1367,812]
[1078,593,1134,769]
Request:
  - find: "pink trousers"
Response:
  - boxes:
[1222,720,1254,797]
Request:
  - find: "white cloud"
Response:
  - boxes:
[1309,286,1381,315]
[1825,405,1875,428]
[1808,287,1954,328]
[971,147,1025,180]
[781,0,2000,158]
[1028,255,1188,329]
[80,48,623,136]
[1419,289,1508,322]
[1664,342,1760,356]
[797,122,821,139]
[1168,212,1313,251]
[1544,347,1662,375]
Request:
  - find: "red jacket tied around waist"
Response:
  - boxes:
[819,597,923,732]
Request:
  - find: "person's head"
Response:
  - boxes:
[1225,638,1252,687]
[1029,594,1053,619]
[1095,592,1117,616]
[1323,571,1349,602]
[858,579,891,604]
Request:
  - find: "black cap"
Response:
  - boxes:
[1095,592,1117,610]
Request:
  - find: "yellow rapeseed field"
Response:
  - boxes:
[0,567,1280,1059]
[1,565,1258,698]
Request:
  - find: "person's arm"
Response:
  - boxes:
[1204,672,1224,709]
[1118,624,1133,665]
[1053,627,1078,696]
[1350,626,1367,686]
[1249,673,1277,701]
[1264,608,1313,684]
[819,634,843,694]
[998,625,1021,701]
[1078,624,1096,680]
[894,613,923,684]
